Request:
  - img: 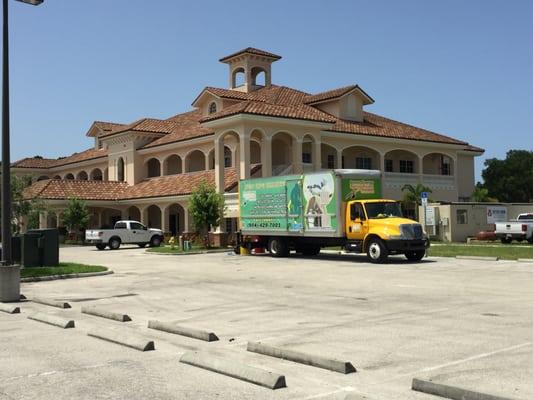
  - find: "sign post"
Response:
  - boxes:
[421,192,428,227]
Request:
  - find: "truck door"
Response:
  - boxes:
[130,222,147,243]
[346,202,368,241]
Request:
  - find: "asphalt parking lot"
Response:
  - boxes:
[1,247,533,400]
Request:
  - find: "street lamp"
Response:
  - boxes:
[1,0,43,301]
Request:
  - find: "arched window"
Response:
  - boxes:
[117,157,125,182]
[208,102,217,114]
[251,67,266,86]
[232,67,245,88]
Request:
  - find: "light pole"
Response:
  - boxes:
[1,0,43,301]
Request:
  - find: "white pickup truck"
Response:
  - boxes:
[85,220,164,250]
[495,213,533,244]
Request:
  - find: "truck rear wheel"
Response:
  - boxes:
[96,244,106,251]
[109,237,121,250]
[500,238,512,244]
[268,238,289,258]
[405,250,425,261]
[150,236,162,247]
[367,238,388,264]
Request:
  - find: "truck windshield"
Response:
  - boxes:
[365,202,403,219]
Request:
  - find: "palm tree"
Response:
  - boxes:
[401,183,432,221]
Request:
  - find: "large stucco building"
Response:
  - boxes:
[14,48,483,240]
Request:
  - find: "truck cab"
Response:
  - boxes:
[346,199,429,262]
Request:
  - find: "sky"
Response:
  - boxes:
[6,0,533,182]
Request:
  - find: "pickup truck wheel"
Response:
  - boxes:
[95,244,106,251]
[527,238,533,244]
[405,250,425,261]
[367,238,388,264]
[109,237,121,250]
[150,236,162,247]
[268,238,289,258]
[500,238,512,244]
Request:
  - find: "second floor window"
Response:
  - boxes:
[356,157,372,169]
[399,160,414,173]
[208,102,217,114]
[441,157,451,175]
[302,152,312,164]
[385,159,393,172]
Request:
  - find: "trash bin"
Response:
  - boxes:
[21,231,43,267]
[11,235,22,264]
[26,229,59,267]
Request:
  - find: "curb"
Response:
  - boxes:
[146,248,229,256]
[32,297,71,309]
[148,320,218,342]
[412,378,516,400]
[87,328,154,351]
[0,303,20,314]
[81,306,131,322]
[517,258,533,263]
[28,312,75,329]
[21,270,113,283]
[456,256,499,261]
[247,341,356,374]
[180,351,286,390]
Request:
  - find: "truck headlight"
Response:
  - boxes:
[387,234,404,240]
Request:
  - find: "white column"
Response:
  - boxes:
[292,138,303,174]
[418,155,424,183]
[97,210,103,228]
[39,212,48,229]
[183,206,190,233]
[336,148,343,169]
[121,209,128,220]
[261,136,272,177]
[214,137,225,193]
[140,207,148,226]
[205,152,210,171]
[379,153,385,173]
[239,132,251,179]
[162,205,170,233]
[313,140,322,171]
[181,156,187,174]
[56,211,63,228]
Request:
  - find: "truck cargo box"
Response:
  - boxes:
[239,169,381,238]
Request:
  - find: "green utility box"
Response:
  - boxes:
[22,229,59,267]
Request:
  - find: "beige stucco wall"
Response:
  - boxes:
[457,153,475,200]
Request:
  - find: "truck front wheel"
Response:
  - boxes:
[405,250,425,261]
[96,244,106,251]
[150,236,162,247]
[367,238,388,264]
[268,238,289,258]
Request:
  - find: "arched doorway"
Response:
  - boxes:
[90,168,103,181]
[76,171,88,180]
[166,204,185,236]
[271,132,295,175]
[423,153,454,176]
[184,150,206,172]
[321,143,338,169]
[384,149,419,174]
[146,205,162,229]
[127,205,141,221]
[163,154,182,175]
[64,173,74,180]
[341,146,380,170]
[146,158,161,178]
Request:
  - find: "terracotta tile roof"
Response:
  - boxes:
[101,118,176,137]
[142,110,214,149]
[201,100,336,124]
[87,121,126,137]
[23,179,129,201]
[23,166,262,202]
[219,47,281,63]
[464,144,485,153]
[53,148,108,167]
[328,112,471,146]
[13,148,107,169]
[304,85,374,105]
[11,157,57,169]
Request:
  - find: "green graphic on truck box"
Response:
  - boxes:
[239,172,339,233]
[341,178,382,200]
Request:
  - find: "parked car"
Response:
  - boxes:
[85,220,164,250]
[495,213,533,244]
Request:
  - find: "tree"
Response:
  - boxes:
[62,198,90,233]
[0,174,46,233]
[471,183,498,202]
[401,183,432,221]
[482,150,533,202]
[188,181,224,245]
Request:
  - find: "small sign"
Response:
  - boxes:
[421,192,428,199]
[426,206,436,225]
[487,206,507,224]
[421,197,428,207]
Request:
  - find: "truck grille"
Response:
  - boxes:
[400,224,424,240]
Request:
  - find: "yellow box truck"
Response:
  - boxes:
[237,169,429,263]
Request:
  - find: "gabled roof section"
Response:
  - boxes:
[13,148,108,170]
[101,118,176,138]
[304,85,374,105]
[86,121,125,137]
[219,47,282,63]
[142,110,214,149]
[22,179,129,201]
